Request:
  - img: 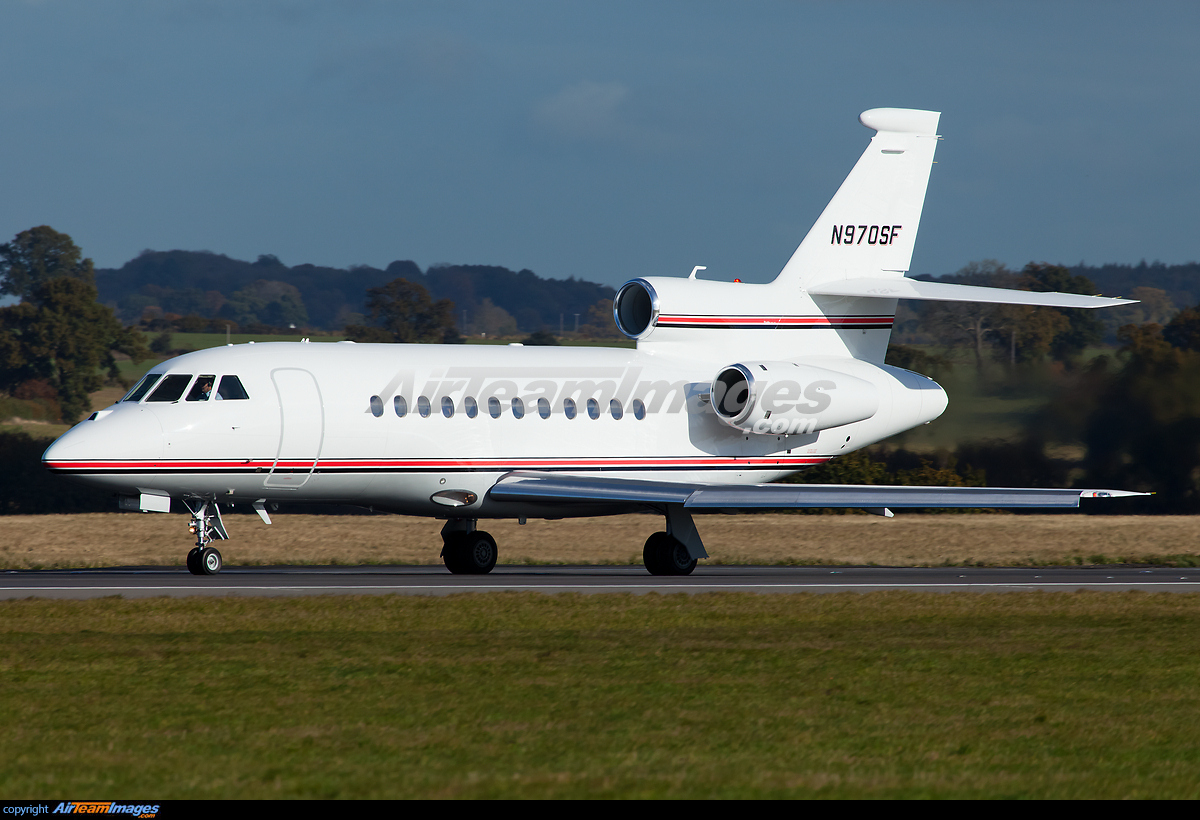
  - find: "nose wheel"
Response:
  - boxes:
[183,499,229,575]
[186,546,223,576]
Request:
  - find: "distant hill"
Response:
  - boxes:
[95,251,616,333]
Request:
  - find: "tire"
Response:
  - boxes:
[664,538,697,576]
[643,532,673,575]
[643,532,696,576]
[444,531,498,575]
[186,547,203,575]
[460,531,498,574]
[442,535,468,574]
[200,547,223,575]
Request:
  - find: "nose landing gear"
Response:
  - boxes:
[183,500,229,576]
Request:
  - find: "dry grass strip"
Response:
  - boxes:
[2,512,1198,569]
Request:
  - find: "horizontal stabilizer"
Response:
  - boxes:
[490,472,1145,510]
[808,277,1135,308]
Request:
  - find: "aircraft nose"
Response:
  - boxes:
[42,405,164,468]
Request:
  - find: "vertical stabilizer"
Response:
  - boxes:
[775,108,941,290]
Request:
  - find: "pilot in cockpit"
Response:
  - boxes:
[186,376,220,402]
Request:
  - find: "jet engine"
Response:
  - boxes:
[710,361,880,435]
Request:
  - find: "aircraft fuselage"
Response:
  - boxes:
[43,340,946,519]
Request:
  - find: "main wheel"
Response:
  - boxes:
[186,547,203,575]
[643,532,697,576]
[442,531,498,575]
[462,531,498,574]
[200,547,223,575]
[442,534,467,574]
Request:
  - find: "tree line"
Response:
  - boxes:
[96,249,620,338]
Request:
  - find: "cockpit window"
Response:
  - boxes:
[123,373,163,402]
[145,374,193,403]
[217,375,249,400]
[186,375,217,402]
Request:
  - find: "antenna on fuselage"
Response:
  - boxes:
[689,266,706,280]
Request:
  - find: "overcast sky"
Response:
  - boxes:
[2,1,1197,287]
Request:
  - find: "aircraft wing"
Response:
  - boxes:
[808,277,1135,308]
[489,471,1145,511]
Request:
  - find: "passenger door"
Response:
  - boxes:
[265,368,324,489]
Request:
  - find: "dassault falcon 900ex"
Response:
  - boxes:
[43,108,1142,576]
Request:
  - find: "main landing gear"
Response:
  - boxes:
[437,507,705,577]
[642,505,705,576]
[642,531,698,576]
[183,499,228,576]
[440,519,498,574]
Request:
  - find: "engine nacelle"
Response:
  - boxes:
[710,361,880,435]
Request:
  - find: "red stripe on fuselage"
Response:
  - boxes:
[44,455,830,471]
[656,314,894,328]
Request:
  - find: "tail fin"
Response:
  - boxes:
[775,108,941,290]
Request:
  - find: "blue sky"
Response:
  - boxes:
[2,1,1197,287]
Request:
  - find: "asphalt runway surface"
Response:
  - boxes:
[2,565,1199,599]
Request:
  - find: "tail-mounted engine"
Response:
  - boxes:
[710,361,879,435]
[613,279,659,339]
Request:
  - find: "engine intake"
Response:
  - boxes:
[613,279,659,339]
[711,361,879,435]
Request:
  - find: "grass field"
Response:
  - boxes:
[2,513,1198,570]
[2,592,1198,798]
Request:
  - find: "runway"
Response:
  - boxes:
[1,564,1198,599]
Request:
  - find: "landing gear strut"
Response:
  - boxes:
[441,519,498,574]
[642,504,705,576]
[183,499,228,576]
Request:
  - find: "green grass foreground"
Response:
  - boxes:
[2,592,1199,798]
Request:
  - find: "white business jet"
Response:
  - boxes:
[42,108,1141,576]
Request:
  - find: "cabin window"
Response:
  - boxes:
[441,396,455,418]
[511,397,525,419]
[369,396,384,417]
[537,398,551,419]
[417,396,431,418]
[186,375,217,402]
[217,375,250,400]
[610,399,623,419]
[464,396,478,418]
[123,374,162,402]
[587,398,600,420]
[394,396,408,417]
[563,398,577,419]
[633,399,646,420]
[145,374,193,403]
[488,397,502,419]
